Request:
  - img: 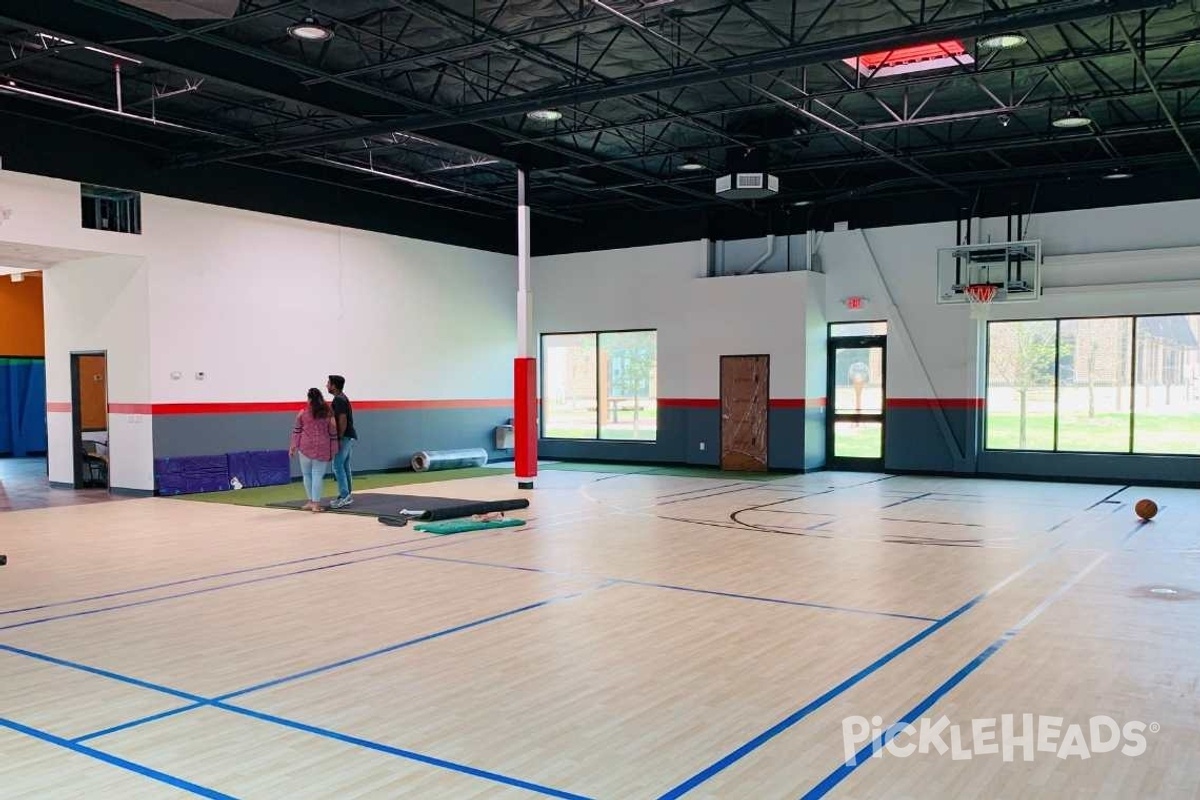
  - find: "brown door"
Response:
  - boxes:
[720,355,769,471]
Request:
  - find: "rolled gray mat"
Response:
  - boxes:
[411,448,489,472]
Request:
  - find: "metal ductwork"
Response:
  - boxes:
[118,0,239,19]
[715,147,779,201]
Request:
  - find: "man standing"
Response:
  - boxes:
[327,374,357,508]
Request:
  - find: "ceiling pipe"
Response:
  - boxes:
[162,0,1177,166]
[742,234,776,275]
[0,79,568,217]
[1114,15,1200,182]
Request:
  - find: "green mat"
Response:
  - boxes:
[414,518,525,535]
[173,467,508,508]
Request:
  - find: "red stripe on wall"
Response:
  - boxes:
[109,403,153,415]
[151,399,511,415]
[660,398,828,409]
[658,398,720,408]
[886,398,983,409]
[46,402,71,413]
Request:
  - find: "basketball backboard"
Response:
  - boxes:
[936,239,1042,306]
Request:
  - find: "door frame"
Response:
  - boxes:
[70,350,108,489]
[719,353,770,471]
[826,333,887,470]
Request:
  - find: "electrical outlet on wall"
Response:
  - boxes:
[195,372,206,381]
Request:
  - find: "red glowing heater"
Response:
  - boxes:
[844,40,973,78]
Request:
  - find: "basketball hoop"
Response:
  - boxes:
[964,283,998,319]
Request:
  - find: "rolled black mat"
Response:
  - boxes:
[412,498,529,521]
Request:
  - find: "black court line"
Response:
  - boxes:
[656,482,745,499]
[879,492,933,509]
[0,536,429,617]
[1087,485,1130,510]
[0,529,532,633]
[394,551,933,622]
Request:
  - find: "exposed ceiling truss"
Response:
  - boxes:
[1,0,1199,242]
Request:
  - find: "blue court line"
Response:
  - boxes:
[653,542,1064,799]
[0,717,238,799]
[0,536,426,616]
[800,552,1109,799]
[4,628,592,799]
[74,703,204,743]
[215,592,588,701]
[394,551,936,623]
[210,703,592,800]
[76,593,591,743]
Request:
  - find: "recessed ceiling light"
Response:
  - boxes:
[288,17,333,41]
[791,199,813,206]
[1052,112,1092,128]
[979,33,1027,49]
[1103,169,1133,179]
[527,109,563,122]
[679,158,705,171]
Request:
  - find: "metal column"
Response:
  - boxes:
[514,168,537,489]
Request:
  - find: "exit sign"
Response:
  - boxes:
[844,296,866,310]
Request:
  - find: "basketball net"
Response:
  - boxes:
[964,283,998,320]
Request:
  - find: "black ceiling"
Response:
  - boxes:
[2,0,1199,254]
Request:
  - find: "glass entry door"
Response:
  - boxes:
[827,334,887,468]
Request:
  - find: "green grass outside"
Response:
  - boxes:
[832,422,882,459]
[986,412,1200,454]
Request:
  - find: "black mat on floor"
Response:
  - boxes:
[268,492,529,521]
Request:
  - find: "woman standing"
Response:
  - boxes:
[289,388,339,511]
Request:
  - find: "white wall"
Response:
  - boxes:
[820,199,1200,401]
[142,196,516,404]
[42,255,153,491]
[532,241,821,401]
[6,167,518,490]
[0,170,145,257]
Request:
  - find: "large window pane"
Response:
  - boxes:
[1057,318,1133,453]
[986,320,1057,450]
[598,331,658,441]
[542,333,597,439]
[1134,315,1200,454]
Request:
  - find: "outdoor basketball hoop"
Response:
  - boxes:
[964,283,998,319]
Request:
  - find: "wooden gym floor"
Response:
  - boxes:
[2,468,1198,799]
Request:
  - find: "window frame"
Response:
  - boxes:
[983,312,1200,456]
[538,328,659,443]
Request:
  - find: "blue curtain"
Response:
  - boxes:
[0,358,48,456]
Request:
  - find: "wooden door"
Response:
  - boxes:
[77,354,108,432]
[720,355,769,471]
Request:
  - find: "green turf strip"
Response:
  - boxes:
[172,461,790,508]
[174,467,504,507]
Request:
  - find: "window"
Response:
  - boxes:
[541,330,658,441]
[1134,315,1200,454]
[985,314,1200,455]
[81,184,141,234]
[830,321,888,337]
